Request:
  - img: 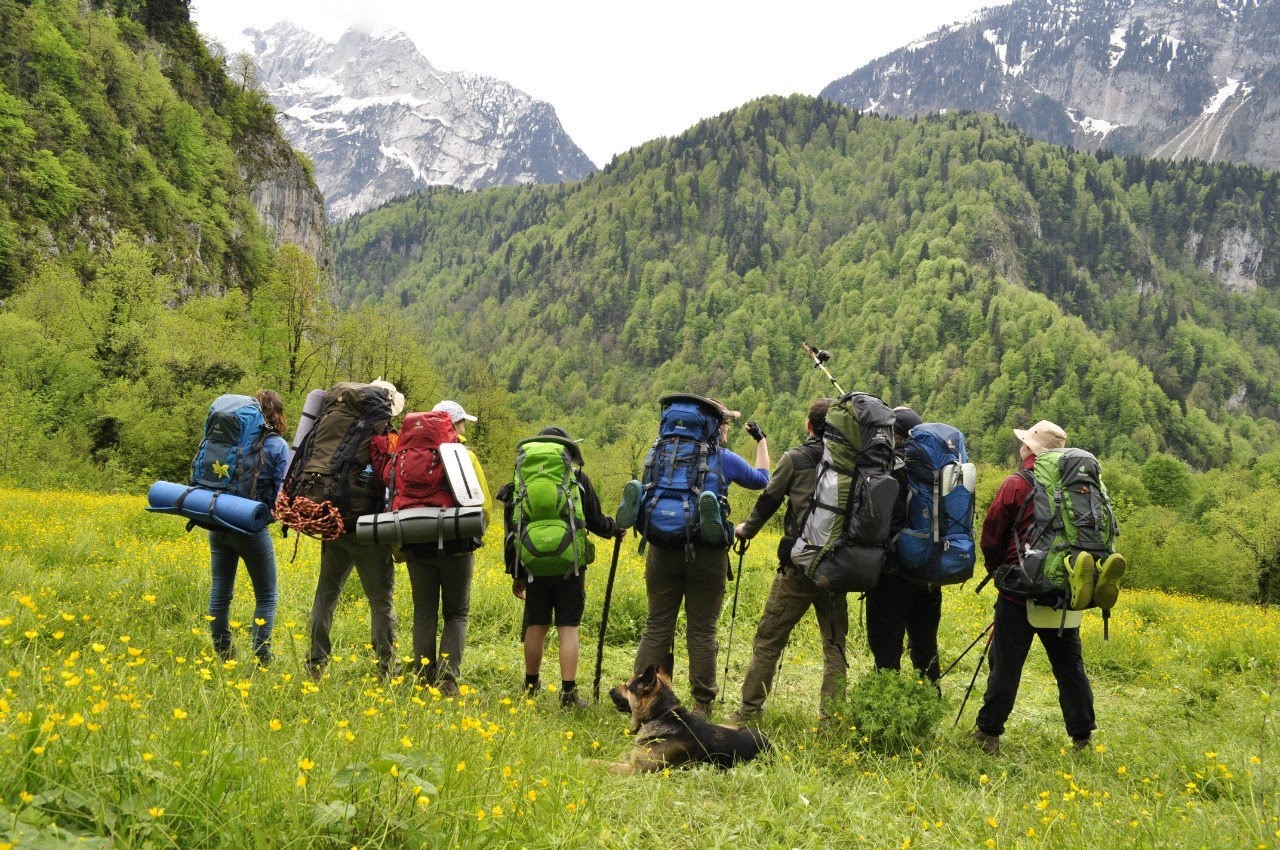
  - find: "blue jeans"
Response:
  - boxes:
[208,528,279,662]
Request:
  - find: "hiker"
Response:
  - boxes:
[394,399,490,696]
[866,406,943,684]
[502,426,623,709]
[729,398,848,723]
[621,396,770,719]
[304,380,404,680]
[206,390,291,665]
[972,420,1095,753]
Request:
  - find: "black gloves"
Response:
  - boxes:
[745,421,766,441]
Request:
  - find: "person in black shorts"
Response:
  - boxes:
[501,427,623,708]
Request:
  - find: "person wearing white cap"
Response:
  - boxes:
[971,419,1095,755]
[399,399,490,696]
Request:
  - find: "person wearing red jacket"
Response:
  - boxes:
[972,419,1096,755]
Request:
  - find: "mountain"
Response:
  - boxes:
[821,0,1280,171]
[331,95,1280,469]
[241,23,598,220]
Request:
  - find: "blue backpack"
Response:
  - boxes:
[636,395,729,555]
[191,394,271,501]
[894,423,977,585]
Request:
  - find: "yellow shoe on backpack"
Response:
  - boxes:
[1093,553,1127,610]
[1067,552,1095,611]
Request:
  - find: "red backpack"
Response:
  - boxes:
[384,411,458,510]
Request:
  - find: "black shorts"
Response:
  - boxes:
[523,572,586,628]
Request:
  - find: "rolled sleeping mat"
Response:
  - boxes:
[355,506,488,547]
[145,480,272,534]
[292,388,329,449]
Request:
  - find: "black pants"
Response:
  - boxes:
[976,596,1096,740]
[865,572,942,682]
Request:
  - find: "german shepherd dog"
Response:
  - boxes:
[607,655,770,774]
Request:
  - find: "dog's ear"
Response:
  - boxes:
[636,665,658,689]
[659,652,674,681]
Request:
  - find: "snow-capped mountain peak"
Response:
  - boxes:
[244,23,596,220]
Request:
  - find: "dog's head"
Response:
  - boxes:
[608,653,678,731]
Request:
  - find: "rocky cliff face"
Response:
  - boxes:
[822,0,1280,171]
[236,124,331,272]
[243,24,597,220]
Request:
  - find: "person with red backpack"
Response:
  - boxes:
[373,399,490,696]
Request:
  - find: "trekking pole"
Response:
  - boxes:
[801,342,845,396]
[938,621,994,681]
[720,536,750,699]
[592,536,623,704]
[953,627,994,728]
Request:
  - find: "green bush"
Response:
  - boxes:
[837,669,945,754]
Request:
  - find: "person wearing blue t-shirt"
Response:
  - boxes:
[630,400,770,720]
[207,390,290,666]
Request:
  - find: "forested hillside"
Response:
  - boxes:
[333,96,1280,469]
[0,0,447,488]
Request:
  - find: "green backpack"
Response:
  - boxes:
[995,448,1118,606]
[512,437,595,578]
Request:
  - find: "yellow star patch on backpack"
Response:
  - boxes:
[212,460,230,479]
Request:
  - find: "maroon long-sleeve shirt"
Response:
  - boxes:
[980,453,1037,573]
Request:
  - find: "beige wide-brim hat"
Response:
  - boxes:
[370,379,405,417]
[1014,419,1067,454]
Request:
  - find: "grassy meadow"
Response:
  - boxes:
[0,486,1277,849]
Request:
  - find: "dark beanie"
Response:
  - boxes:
[892,407,922,438]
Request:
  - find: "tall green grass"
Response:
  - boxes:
[0,488,1276,848]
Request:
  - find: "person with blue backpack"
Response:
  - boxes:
[203,390,291,666]
[617,395,770,719]
[866,406,978,685]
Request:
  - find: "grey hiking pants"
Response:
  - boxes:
[307,533,397,675]
[634,544,729,705]
[739,566,848,715]
[405,551,474,684]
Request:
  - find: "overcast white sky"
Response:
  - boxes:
[191,0,1012,167]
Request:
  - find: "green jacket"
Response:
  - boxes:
[740,436,823,540]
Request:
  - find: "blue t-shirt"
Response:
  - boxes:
[718,447,769,490]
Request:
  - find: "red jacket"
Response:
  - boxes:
[980,453,1037,574]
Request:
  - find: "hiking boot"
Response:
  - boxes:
[616,479,642,529]
[306,663,326,682]
[437,678,461,698]
[1071,736,1092,751]
[1067,552,1095,611]
[1093,553,1127,610]
[727,707,761,727]
[560,689,588,710]
[697,491,725,545]
[691,700,714,721]
[971,728,1001,755]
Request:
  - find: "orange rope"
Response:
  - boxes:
[275,492,346,540]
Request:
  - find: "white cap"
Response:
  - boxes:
[432,399,476,424]
[369,379,405,417]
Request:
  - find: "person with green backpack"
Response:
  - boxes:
[501,427,623,709]
[971,420,1125,754]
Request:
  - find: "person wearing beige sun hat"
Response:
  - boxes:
[970,418,1096,756]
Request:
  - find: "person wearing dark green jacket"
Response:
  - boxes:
[729,398,847,724]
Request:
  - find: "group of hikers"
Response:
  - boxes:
[174,376,1126,753]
